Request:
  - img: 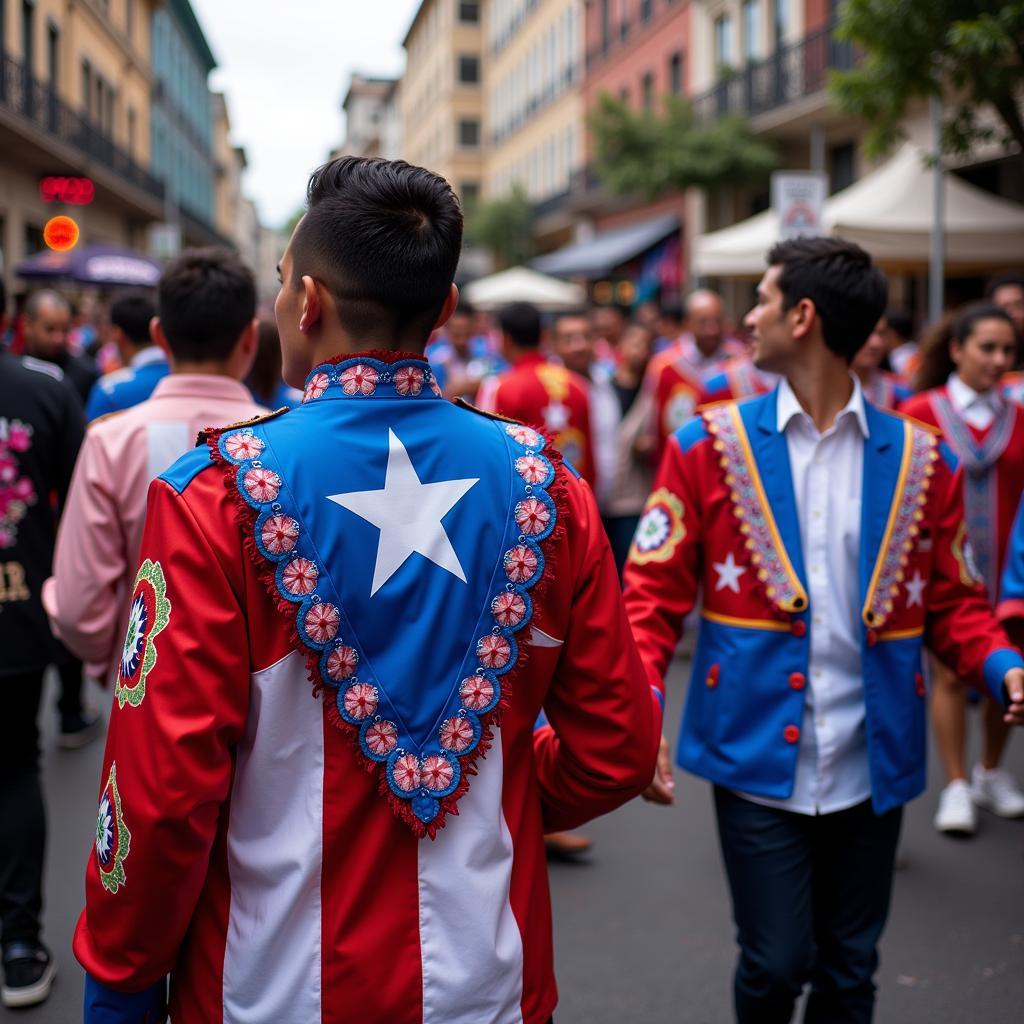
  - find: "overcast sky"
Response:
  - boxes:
[191,0,421,229]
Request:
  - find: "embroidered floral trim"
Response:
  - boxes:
[211,407,561,839]
[96,762,131,894]
[629,487,686,565]
[300,357,440,404]
[703,404,809,614]
[115,560,171,710]
[862,422,939,627]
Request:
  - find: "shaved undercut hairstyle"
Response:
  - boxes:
[291,156,464,346]
[25,289,70,318]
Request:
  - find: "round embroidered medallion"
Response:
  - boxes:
[506,424,542,448]
[459,675,496,711]
[244,467,282,504]
[515,455,549,485]
[477,634,512,669]
[504,545,538,583]
[629,487,686,565]
[326,645,359,682]
[393,365,425,396]
[491,592,527,627]
[261,514,299,555]
[420,754,456,792]
[340,363,379,396]
[304,602,340,644]
[392,753,421,792]
[514,497,551,536]
[304,371,330,402]
[224,432,264,461]
[281,557,319,596]
[342,682,378,720]
[365,719,398,757]
[439,717,475,753]
[96,762,131,894]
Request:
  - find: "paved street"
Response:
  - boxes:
[5,657,1024,1023]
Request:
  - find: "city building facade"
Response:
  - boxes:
[401,0,485,206]
[0,0,165,294]
[337,73,398,159]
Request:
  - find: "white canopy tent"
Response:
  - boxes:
[693,143,1024,277]
[462,266,587,311]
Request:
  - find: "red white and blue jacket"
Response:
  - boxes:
[624,390,1023,815]
[75,352,662,1024]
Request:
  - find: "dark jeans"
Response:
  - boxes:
[714,787,903,1024]
[57,652,84,723]
[0,670,46,947]
[601,514,640,583]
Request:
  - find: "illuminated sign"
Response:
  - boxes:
[39,176,96,205]
[43,215,80,251]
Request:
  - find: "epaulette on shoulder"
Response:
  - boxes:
[674,414,712,455]
[695,397,733,413]
[887,408,942,436]
[453,396,521,426]
[21,356,64,381]
[197,405,290,446]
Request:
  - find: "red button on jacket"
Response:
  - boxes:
[784,724,801,744]
[789,672,806,691]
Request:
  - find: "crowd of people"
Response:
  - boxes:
[1,153,1024,1022]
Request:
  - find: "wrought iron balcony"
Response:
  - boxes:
[0,51,165,205]
[691,24,855,123]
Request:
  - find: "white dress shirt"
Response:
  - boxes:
[587,363,622,510]
[739,376,871,815]
[946,372,1001,430]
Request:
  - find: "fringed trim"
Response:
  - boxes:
[205,412,568,839]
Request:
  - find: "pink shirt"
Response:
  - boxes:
[43,374,265,683]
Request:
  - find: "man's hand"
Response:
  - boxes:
[642,734,675,805]
[1004,668,1024,725]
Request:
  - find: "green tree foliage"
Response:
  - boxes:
[831,1,1024,165]
[464,185,535,269]
[588,94,779,202]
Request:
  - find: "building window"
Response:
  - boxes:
[24,223,44,256]
[714,14,733,69]
[458,118,480,147]
[458,0,479,23]
[126,0,133,42]
[829,141,856,193]
[773,0,788,48]
[619,85,629,103]
[742,0,760,61]
[460,181,480,206]
[457,54,480,84]
[21,0,34,72]
[81,58,91,112]
[669,51,683,95]
[641,71,655,112]
[640,0,653,21]
[46,21,58,89]
[127,106,136,158]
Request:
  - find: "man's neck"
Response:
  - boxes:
[170,361,237,378]
[784,355,855,433]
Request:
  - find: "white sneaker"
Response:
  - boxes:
[971,765,1024,818]
[934,780,977,836]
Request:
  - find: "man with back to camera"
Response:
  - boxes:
[0,278,86,1008]
[74,157,662,1024]
[44,248,266,690]
[84,293,166,420]
[625,237,1024,1023]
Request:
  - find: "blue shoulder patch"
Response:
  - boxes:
[159,445,215,495]
[673,415,710,455]
[563,459,581,479]
[938,439,958,473]
[702,370,728,393]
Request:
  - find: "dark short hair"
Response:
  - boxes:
[987,272,1024,296]
[157,248,256,362]
[291,156,463,347]
[659,301,684,323]
[498,302,542,349]
[767,237,888,362]
[884,308,914,343]
[110,293,156,346]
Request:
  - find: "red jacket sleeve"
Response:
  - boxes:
[621,429,704,686]
[73,471,251,990]
[926,453,1023,702]
[532,470,662,831]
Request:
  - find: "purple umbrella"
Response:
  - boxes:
[15,244,162,287]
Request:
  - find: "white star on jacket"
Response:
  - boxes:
[713,552,747,594]
[905,570,926,608]
[542,401,570,431]
[327,429,479,596]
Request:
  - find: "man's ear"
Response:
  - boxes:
[432,284,460,332]
[790,297,817,341]
[150,317,172,359]
[299,276,322,335]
